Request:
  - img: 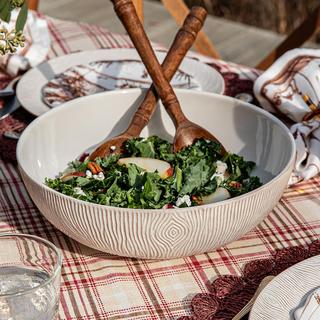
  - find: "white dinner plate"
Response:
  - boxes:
[250,255,320,320]
[17,48,225,116]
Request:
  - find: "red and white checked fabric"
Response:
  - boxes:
[0,14,320,320]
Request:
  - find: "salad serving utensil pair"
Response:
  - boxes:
[89,1,226,160]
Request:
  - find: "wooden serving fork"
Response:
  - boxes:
[89,5,209,160]
[110,0,226,154]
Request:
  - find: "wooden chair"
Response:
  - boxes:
[28,0,320,70]
[256,5,320,70]
[131,0,220,59]
[131,0,320,70]
[28,0,39,11]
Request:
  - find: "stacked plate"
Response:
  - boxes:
[16,48,225,116]
[250,255,320,320]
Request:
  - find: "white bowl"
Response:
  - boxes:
[17,89,295,259]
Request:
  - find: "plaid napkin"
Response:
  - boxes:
[254,49,320,185]
[0,10,51,76]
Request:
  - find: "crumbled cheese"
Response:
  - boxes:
[74,187,86,196]
[86,170,92,178]
[98,172,104,180]
[93,172,105,181]
[175,195,191,207]
[216,160,228,174]
[210,160,228,185]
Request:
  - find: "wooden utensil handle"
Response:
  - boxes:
[126,6,207,136]
[112,0,191,127]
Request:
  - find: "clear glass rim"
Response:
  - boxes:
[0,232,62,298]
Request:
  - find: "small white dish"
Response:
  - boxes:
[16,48,225,116]
[250,255,320,320]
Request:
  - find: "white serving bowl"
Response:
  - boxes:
[17,89,295,259]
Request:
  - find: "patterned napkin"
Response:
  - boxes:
[0,10,51,76]
[254,49,320,185]
[41,59,201,108]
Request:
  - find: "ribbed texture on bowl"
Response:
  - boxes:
[17,90,296,259]
[20,165,292,259]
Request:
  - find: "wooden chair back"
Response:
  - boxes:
[133,0,220,59]
[28,0,39,10]
[132,0,143,23]
[257,5,320,70]
[160,1,320,70]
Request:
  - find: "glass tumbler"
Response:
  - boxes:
[0,233,62,320]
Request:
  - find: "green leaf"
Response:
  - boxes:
[126,188,138,206]
[156,138,174,161]
[180,159,211,195]
[137,140,155,158]
[68,159,89,172]
[0,0,7,12]
[75,177,91,187]
[223,153,255,180]
[124,136,174,161]
[127,163,144,187]
[15,1,28,32]
[142,173,162,203]
[201,178,218,195]
[0,0,11,23]
[106,179,127,206]
[95,154,120,169]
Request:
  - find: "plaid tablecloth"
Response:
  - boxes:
[0,14,320,320]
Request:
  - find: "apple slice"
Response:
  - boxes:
[202,187,231,204]
[118,157,173,179]
[61,171,86,182]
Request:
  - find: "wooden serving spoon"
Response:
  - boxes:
[111,0,226,154]
[89,6,208,160]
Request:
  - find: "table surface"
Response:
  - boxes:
[0,13,320,320]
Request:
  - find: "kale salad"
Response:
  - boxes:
[46,136,262,209]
